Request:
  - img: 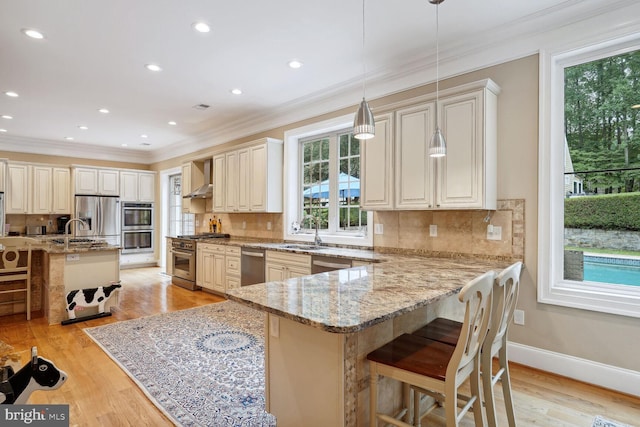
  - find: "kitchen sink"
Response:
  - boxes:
[280,244,325,251]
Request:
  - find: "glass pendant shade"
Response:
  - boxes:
[353,97,375,140]
[429,126,446,157]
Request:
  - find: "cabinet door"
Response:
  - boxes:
[52,167,71,214]
[212,253,226,292]
[0,161,6,193]
[31,165,52,214]
[181,163,191,213]
[120,171,138,201]
[138,172,155,202]
[225,151,238,212]
[75,168,98,195]
[6,164,29,214]
[361,113,393,210]
[287,265,311,279]
[265,263,286,282]
[226,276,240,291]
[99,170,119,196]
[437,89,496,209]
[395,102,436,209]
[249,144,267,211]
[212,154,226,212]
[238,148,251,211]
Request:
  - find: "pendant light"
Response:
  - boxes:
[353,0,375,140]
[429,0,446,157]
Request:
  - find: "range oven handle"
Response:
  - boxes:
[172,249,194,257]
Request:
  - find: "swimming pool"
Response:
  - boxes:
[584,256,640,286]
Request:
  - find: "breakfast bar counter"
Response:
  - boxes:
[227,255,512,427]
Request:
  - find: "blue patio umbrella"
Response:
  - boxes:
[303,172,360,198]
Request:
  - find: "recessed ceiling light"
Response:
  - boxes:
[1,115,13,120]
[5,91,19,98]
[64,136,74,141]
[168,121,177,126]
[121,143,128,147]
[98,108,109,114]
[21,28,44,39]
[231,88,242,95]
[78,125,88,130]
[288,60,303,69]
[141,142,151,146]
[0,129,7,133]
[140,134,148,138]
[145,63,162,72]
[192,22,211,33]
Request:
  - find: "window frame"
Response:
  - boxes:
[538,35,640,318]
[284,113,373,247]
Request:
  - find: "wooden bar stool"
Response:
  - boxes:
[412,262,523,427]
[367,270,495,427]
[0,245,33,320]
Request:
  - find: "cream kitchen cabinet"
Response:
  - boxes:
[6,163,70,214]
[265,250,311,281]
[73,167,119,196]
[360,79,498,211]
[213,138,283,213]
[120,170,155,202]
[181,161,205,214]
[31,166,71,214]
[0,160,6,192]
[360,114,394,210]
[197,243,239,294]
[6,163,29,214]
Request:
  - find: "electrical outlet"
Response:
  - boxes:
[47,220,53,227]
[242,221,246,230]
[266,221,272,230]
[429,224,437,237]
[270,315,280,338]
[514,309,525,325]
[374,223,384,235]
[487,225,502,240]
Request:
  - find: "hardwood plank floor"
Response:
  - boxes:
[1,267,639,426]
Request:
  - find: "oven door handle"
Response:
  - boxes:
[172,250,194,257]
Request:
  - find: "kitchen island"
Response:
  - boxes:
[0,237,120,324]
[227,255,512,427]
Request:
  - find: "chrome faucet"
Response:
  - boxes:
[304,215,323,246]
[65,218,88,249]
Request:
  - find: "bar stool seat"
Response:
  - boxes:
[367,270,495,427]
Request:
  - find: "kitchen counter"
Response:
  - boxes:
[226,253,513,426]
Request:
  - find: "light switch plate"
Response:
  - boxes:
[513,309,525,325]
[487,225,502,240]
[429,224,437,237]
[266,221,272,230]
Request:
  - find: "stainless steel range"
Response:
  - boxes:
[170,233,231,290]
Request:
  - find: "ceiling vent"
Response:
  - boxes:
[192,103,210,110]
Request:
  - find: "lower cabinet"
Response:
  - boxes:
[196,243,241,294]
[265,251,311,281]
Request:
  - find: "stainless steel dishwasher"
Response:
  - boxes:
[241,247,266,286]
[311,255,352,273]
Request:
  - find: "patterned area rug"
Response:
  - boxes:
[593,415,633,427]
[84,301,276,427]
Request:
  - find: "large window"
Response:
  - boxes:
[539,37,640,318]
[300,130,366,235]
[167,174,194,237]
[283,114,373,247]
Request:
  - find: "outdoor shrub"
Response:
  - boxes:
[564,193,640,231]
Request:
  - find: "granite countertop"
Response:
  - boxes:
[226,255,513,334]
[0,236,120,254]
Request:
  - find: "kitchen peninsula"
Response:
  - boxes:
[0,237,120,325]
[227,255,512,427]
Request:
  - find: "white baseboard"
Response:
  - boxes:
[507,342,640,397]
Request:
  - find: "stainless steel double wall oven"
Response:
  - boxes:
[121,202,154,253]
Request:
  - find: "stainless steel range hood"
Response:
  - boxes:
[184,159,213,199]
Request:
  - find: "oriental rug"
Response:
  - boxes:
[84,301,276,427]
[593,415,633,427]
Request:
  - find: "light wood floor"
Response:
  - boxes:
[1,267,639,427]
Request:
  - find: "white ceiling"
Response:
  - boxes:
[1,0,638,164]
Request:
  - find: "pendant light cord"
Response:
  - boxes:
[435,1,440,124]
[362,0,367,99]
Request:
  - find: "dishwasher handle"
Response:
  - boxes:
[312,260,351,270]
[241,251,265,258]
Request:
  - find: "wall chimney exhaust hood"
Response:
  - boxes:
[184,158,213,199]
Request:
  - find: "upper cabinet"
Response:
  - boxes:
[360,79,499,211]
[120,170,156,202]
[181,161,206,214]
[73,167,119,196]
[0,160,6,193]
[213,137,283,213]
[6,162,71,214]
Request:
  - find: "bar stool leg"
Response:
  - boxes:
[370,365,378,427]
[499,347,517,427]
